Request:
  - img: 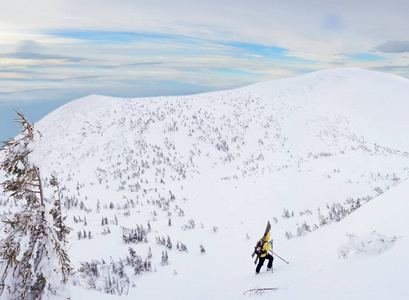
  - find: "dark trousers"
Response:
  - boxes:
[256,254,274,273]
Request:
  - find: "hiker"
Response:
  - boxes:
[255,232,274,274]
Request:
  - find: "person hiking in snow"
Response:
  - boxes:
[255,232,274,274]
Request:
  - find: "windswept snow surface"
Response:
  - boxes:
[1,68,409,299]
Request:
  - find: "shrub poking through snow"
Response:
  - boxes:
[79,258,131,295]
[161,251,169,266]
[338,231,398,259]
[182,219,196,230]
[122,225,148,243]
[177,241,188,252]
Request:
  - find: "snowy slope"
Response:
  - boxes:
[1,68,409,299]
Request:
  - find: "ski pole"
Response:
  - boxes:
[270,251,289,264]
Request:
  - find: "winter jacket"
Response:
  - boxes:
[260,232,271,258]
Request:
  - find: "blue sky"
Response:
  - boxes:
[1,0,409,142]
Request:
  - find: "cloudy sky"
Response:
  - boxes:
[1,0,409,141]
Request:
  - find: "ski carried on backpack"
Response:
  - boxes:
[251,221,271,264]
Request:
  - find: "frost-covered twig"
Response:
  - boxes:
[243,288,279,296]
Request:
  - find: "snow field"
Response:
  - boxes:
[1,68,409,299]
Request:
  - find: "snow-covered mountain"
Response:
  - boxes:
[1,68,409,299]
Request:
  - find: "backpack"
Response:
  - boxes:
[254,239,267,257]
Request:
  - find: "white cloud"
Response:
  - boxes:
[1,0,409,105]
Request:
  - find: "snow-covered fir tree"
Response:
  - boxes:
[0,111,72,300]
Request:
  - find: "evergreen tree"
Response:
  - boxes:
[49,173,71,243]
[0,110,72,299]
